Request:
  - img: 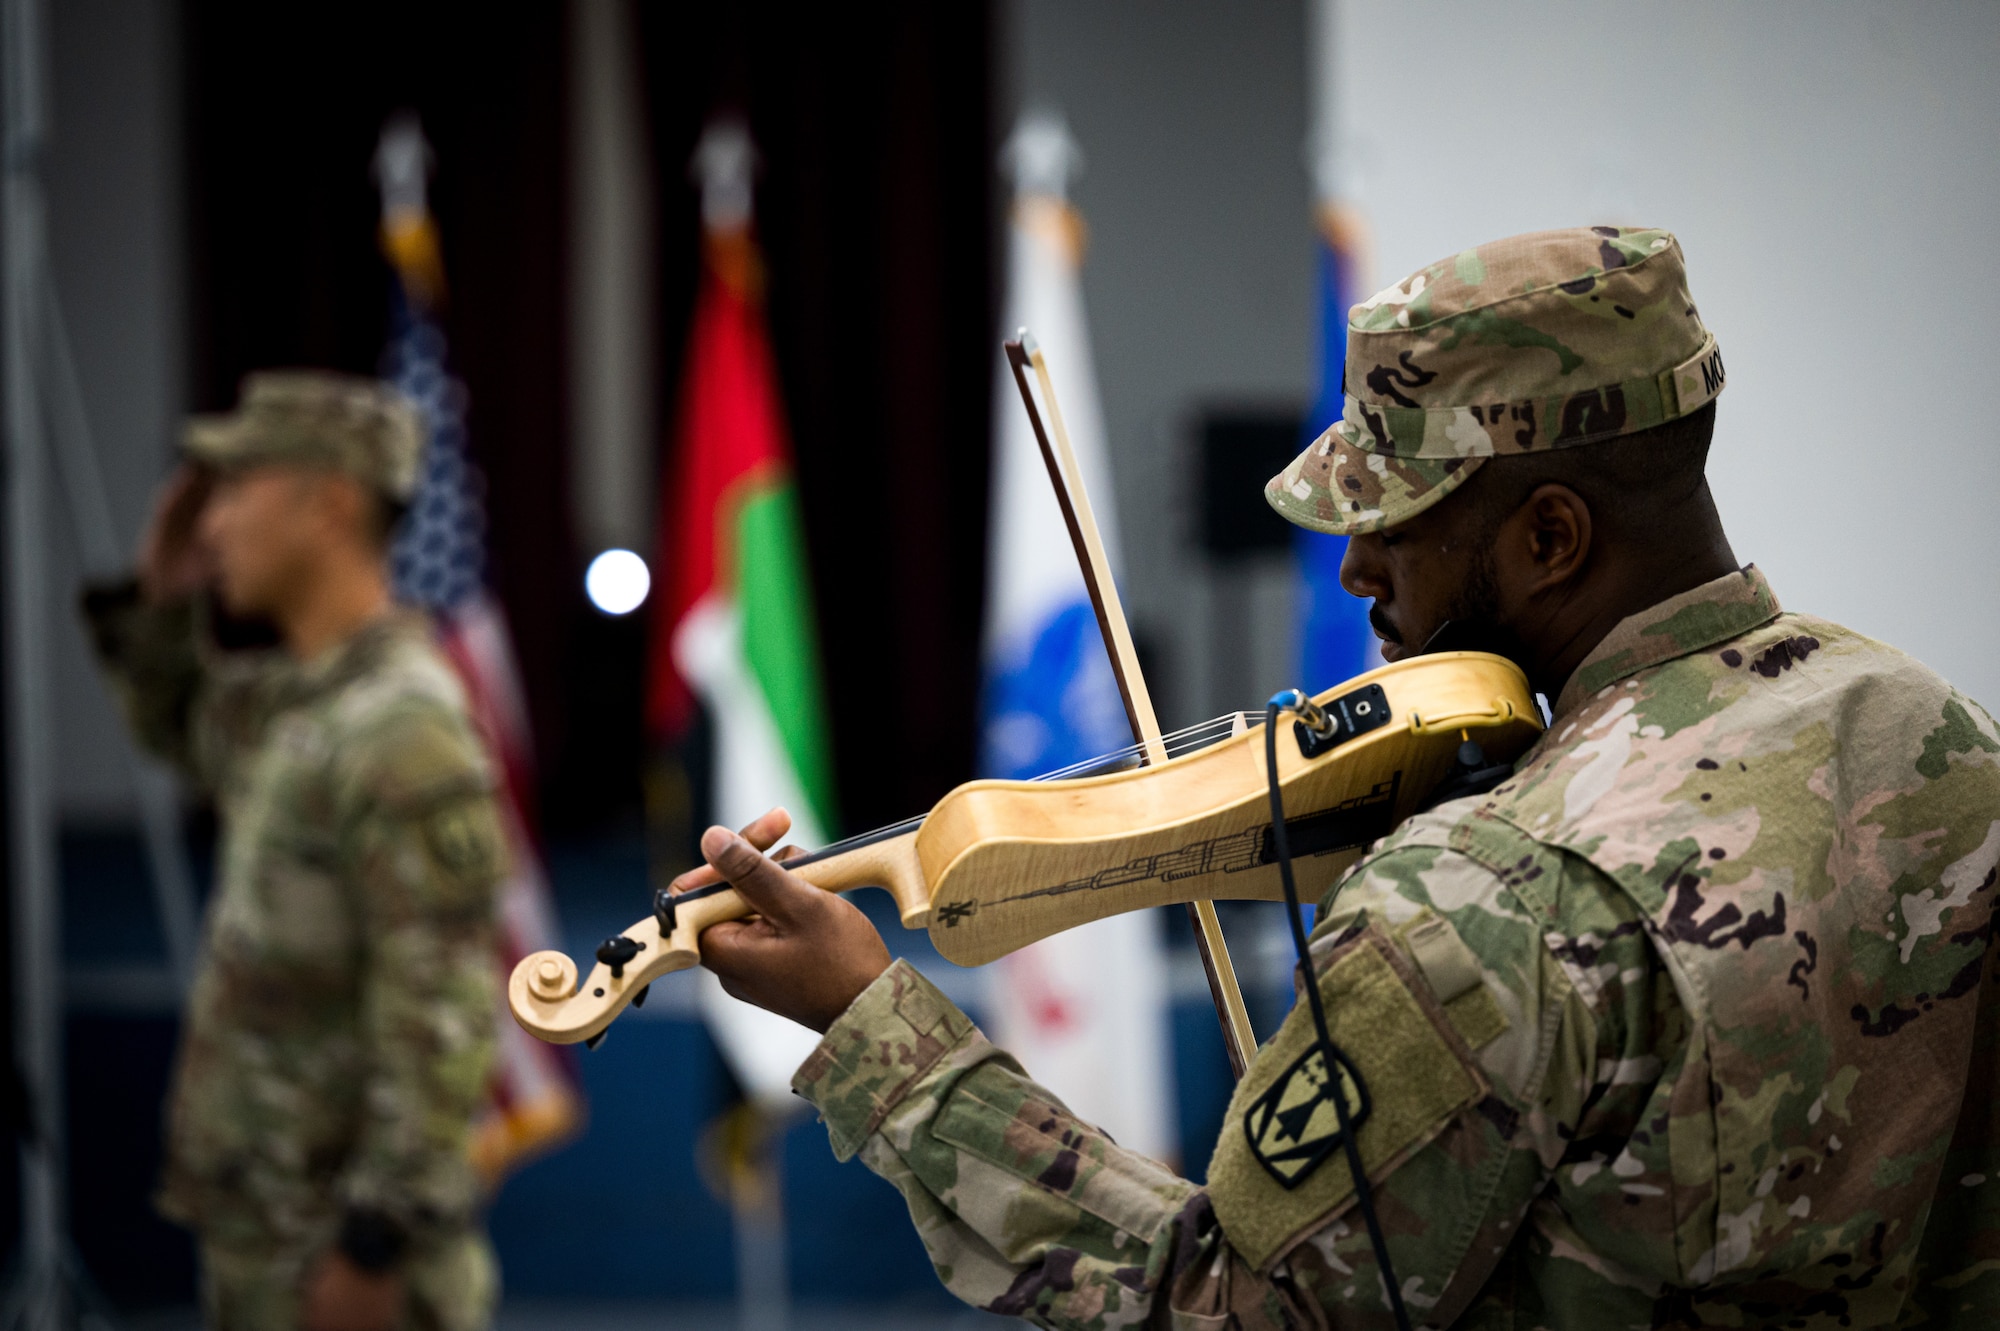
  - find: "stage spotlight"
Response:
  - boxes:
[585,549,650,615]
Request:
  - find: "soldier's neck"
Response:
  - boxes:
[280,552,393,663]
[1528,500,1739,703]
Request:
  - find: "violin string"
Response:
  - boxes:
[1013,711,1256,782]
[1048,711,1232,763]
[782,813,929,868]
[1028,710,1259,782]
[1119,711,1249,762]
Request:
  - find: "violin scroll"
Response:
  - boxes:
[508,885,760,1044]
[509,918,670,1046]
[508,831,931,1044]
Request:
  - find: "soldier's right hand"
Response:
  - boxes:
[300,1249,404,1331]
[137,463,216,603]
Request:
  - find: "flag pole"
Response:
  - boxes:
[1003,332,1258,1079]
[0,0,66,1308]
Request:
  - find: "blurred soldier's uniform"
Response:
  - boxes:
[85,373,507,1330]
[789,231,2000,1327]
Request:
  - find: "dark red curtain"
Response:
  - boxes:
[640,5,998,838]
[185,2,996,838]
[185,0,575,814]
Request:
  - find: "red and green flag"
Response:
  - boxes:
[649,224,834,854]
[650,123,834,1110]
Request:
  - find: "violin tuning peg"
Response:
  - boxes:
[631,983,650,1010]
[596,934,642,979]
[653,887,678,936]
[585,1029,608,1051]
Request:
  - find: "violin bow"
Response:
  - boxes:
[1003,331,1259,1079]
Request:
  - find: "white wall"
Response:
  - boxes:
[1322,0,2000,707]
[1009,0,1316,724]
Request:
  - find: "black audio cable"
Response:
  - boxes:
[1264,690,1414,1331]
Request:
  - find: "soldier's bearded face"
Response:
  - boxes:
[1338,495,1502,663]
[200,465,329,618]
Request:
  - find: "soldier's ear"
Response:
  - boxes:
[309,472,379,550]
[1514,482,1592,593]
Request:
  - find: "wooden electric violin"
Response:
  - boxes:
[507,332,1545,1054]
[509,651,1541,1047]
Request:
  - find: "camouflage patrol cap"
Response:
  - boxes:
[183,370,425,503]
[1267,225,1725,536]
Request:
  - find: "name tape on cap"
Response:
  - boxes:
[1672,336,1726,416]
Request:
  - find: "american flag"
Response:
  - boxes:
[388,313,485,613]
[378,113,582,1183]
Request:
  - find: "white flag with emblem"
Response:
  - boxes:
[978,111,1174,1162]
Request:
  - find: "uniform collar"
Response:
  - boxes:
[288,609,425,695]
[1552,565,1781,719]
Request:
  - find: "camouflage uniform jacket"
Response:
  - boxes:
[84,587,507,1251]
[794,566,2000,1329]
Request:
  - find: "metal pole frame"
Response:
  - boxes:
[0,0,67,1319]
[0,0,147,1324]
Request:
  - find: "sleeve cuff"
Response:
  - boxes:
[79,576,161,654]
[792,958,978,1161]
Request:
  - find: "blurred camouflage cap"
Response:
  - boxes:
[1267,225,1724,536]
[183,370,425,503]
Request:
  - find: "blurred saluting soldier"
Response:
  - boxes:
[83,371,507,1331]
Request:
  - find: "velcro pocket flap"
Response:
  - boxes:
[1206,927,1488,1272]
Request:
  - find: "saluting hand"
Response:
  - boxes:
[137,463,216,604]
[676,808,892,1033]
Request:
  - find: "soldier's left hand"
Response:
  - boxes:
[300,1250,405,1331]
[678,810,893,1032]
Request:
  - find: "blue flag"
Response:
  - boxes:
[1296,207,1379,692]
